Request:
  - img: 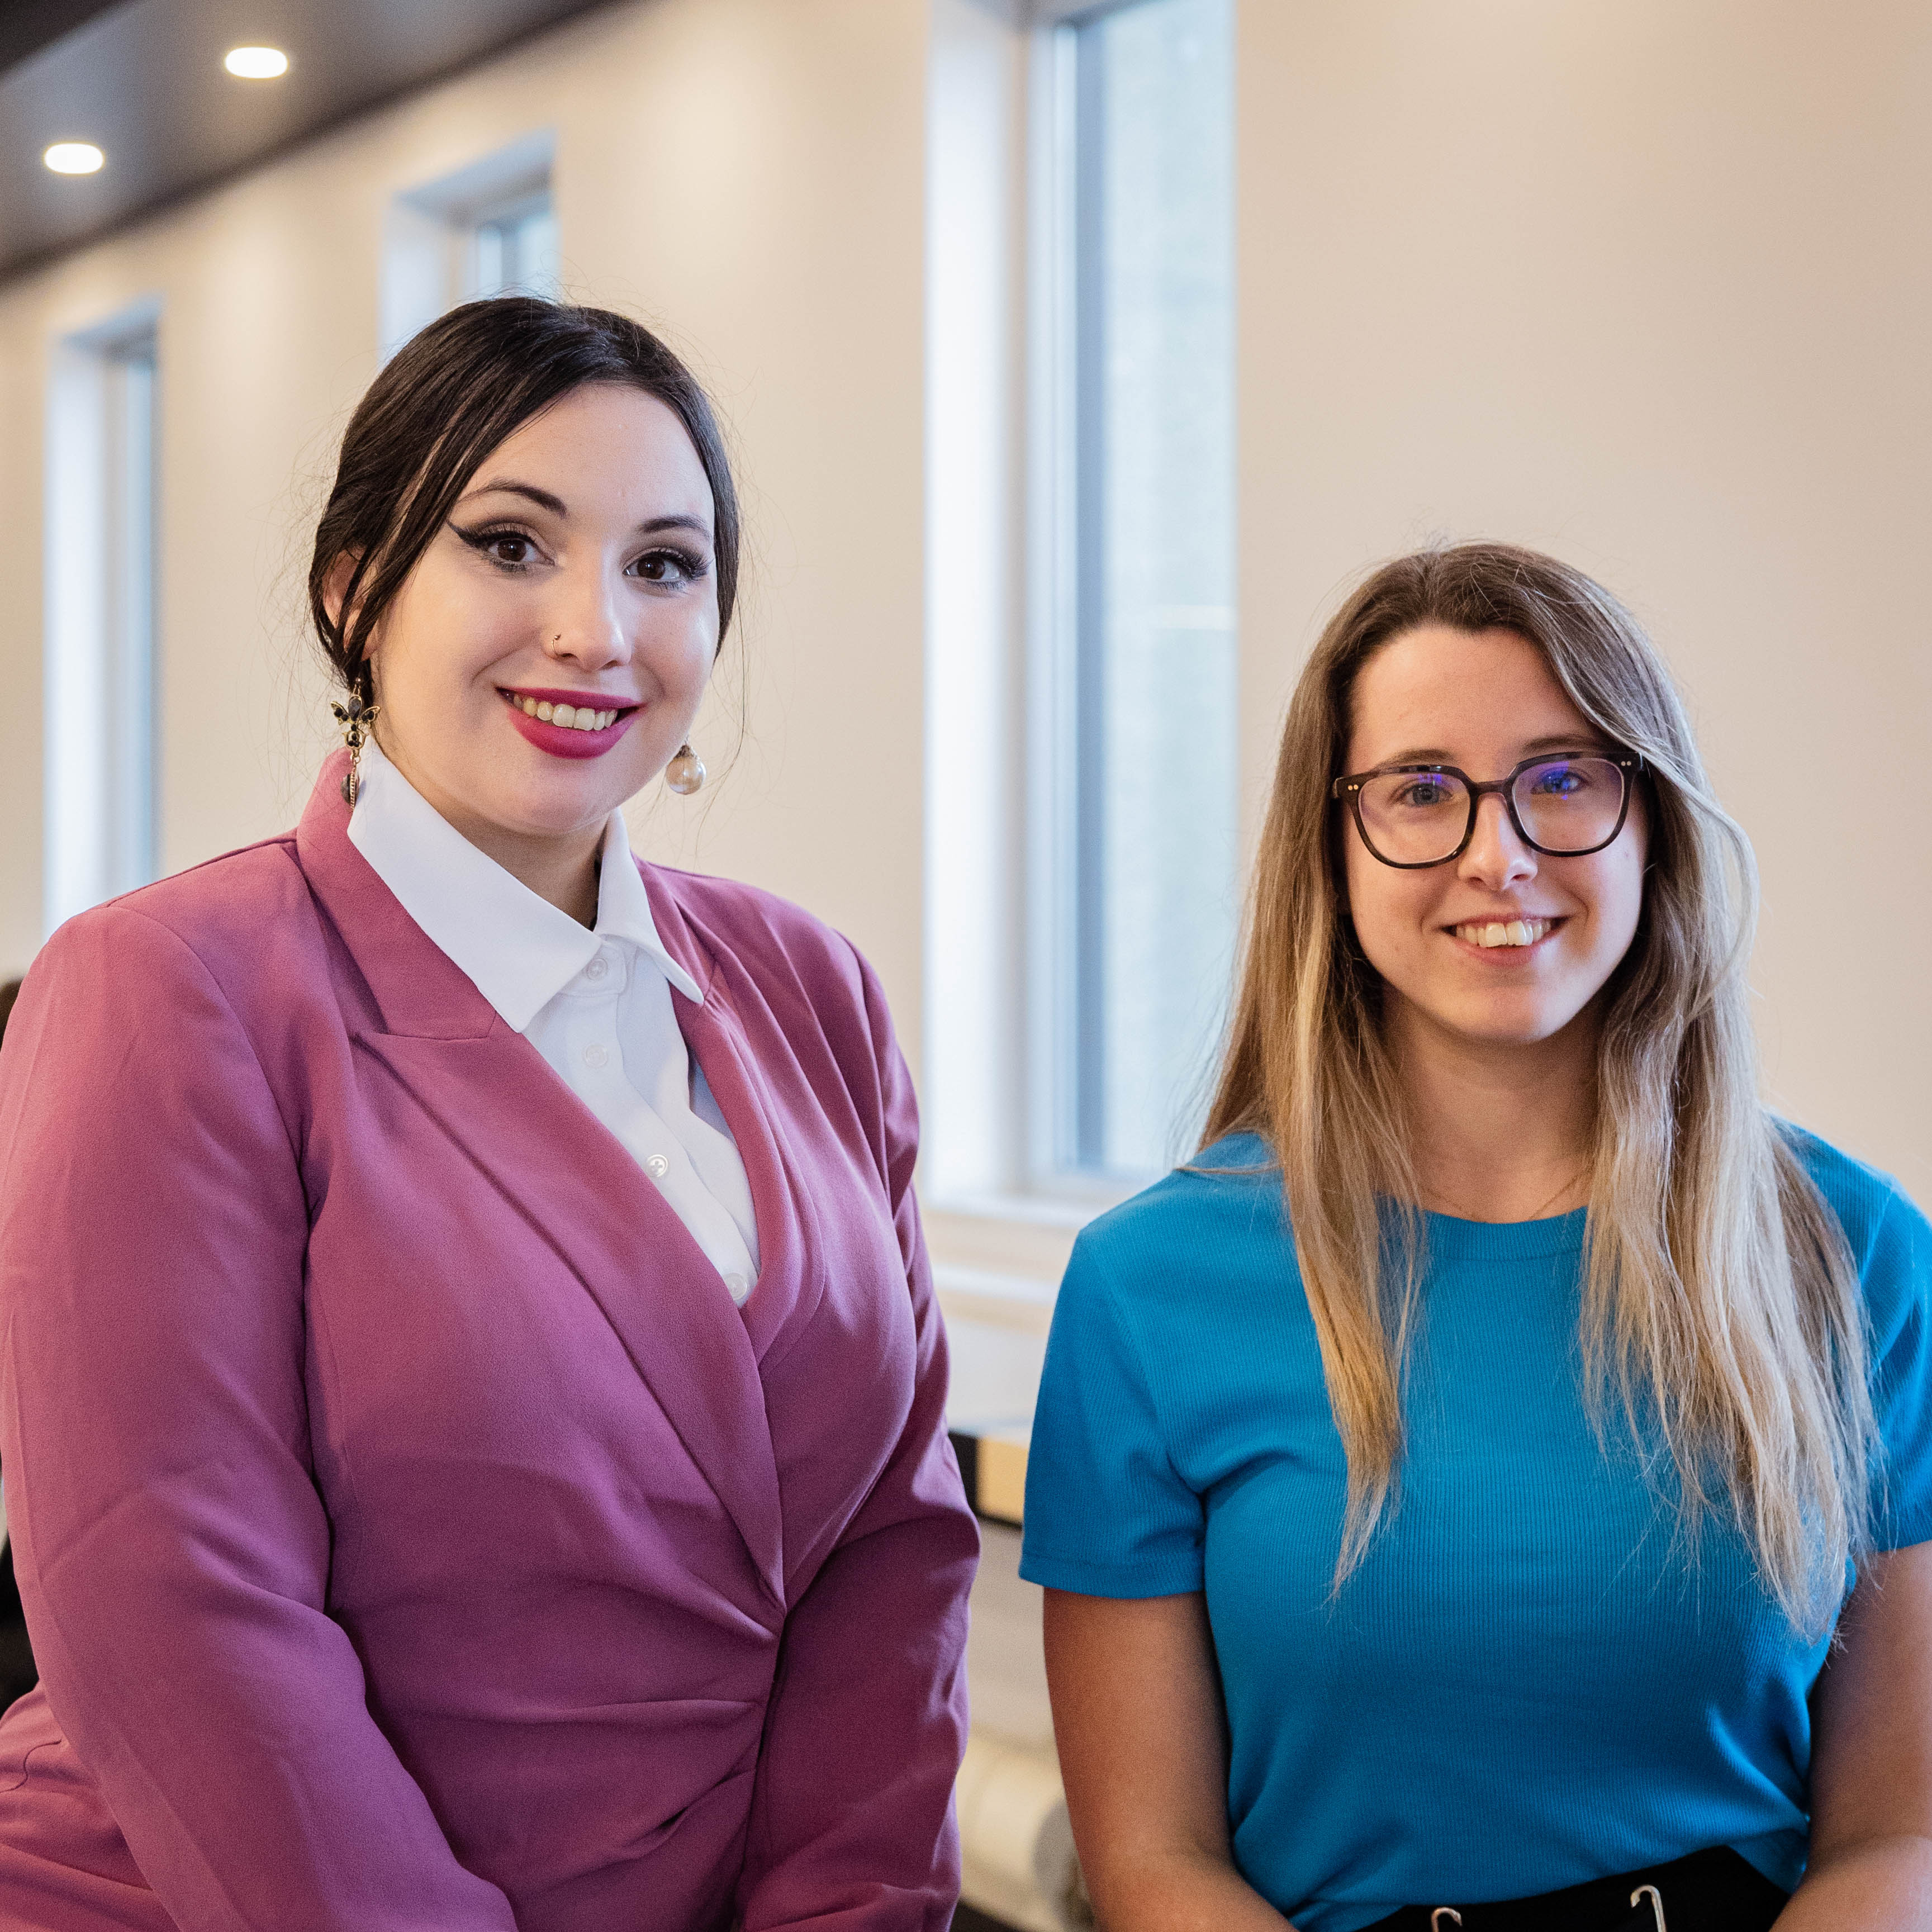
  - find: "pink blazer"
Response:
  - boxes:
[0,756,976,1931]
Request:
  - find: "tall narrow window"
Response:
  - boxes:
[1048,0,1237,1181]
[471,187,559,300]
[382,133,558,359]
[45,311,160,929]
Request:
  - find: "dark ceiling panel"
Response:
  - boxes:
[0,0,617,284]
[0,0,131,73]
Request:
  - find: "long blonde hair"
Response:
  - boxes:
[1203,543,1874,1633]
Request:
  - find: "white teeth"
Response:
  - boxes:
[508,695,619,730]
[1455,918,1552,949]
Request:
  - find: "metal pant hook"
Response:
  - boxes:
[1427,1886,1662,1930]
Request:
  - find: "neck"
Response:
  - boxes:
[377,740,604,928]
[1388,998,1599,1223]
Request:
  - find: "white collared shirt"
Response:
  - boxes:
[346,739,759,1303]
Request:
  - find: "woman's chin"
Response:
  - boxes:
[457,763,648,846]
[1405,988,1595,1055]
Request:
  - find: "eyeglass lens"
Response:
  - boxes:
[1356,757,1626,865]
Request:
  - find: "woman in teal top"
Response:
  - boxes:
[1021,544,1932,1932]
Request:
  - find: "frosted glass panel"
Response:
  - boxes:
[1066,0,1236,1178]
[472,191,560,300]
[45,321,159,930]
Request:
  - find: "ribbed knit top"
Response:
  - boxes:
[1020,1129,1932,1931]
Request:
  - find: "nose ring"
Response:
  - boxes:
[1431,1913,1461,1930]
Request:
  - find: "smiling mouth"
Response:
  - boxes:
[1451,917,1560,950]
[497,687,639,734]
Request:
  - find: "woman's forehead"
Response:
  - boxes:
[1347,625,1596,765]
[469,384,713,523]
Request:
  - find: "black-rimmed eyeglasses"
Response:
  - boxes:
[1331,752,1643,869]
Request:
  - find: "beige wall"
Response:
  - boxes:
[0,0,931,1063]
[1239,0,1932,1201]
[2,0,1926,1218]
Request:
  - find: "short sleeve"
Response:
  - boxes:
[1019,1236,1204,1597]
[1863,1186,1932,1551]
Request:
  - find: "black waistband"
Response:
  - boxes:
[1360,1846,1789,1932]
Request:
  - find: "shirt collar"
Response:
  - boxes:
[346,737,702,1031]
[590,795,704,1005]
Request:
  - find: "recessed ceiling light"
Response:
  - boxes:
[223,45,288,79]
[44,143,105,174]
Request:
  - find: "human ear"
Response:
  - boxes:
[321,550,360,632]
[322,550,386,687]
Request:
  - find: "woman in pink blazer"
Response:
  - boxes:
[0,298,977,1931]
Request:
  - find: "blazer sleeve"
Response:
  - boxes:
[0,905,515,1932]
[733,948,977,1932]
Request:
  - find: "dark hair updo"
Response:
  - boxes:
[308,297,742,703]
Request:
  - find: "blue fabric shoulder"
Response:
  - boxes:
[1780,1124,1932,1551]
[1083,1129,1279,1231]
[1019,1134,1294,1599]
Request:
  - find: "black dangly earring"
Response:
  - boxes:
[331,680,379,806]
[665,742,705,795]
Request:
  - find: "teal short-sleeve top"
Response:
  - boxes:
[1019,1129,1932,1931]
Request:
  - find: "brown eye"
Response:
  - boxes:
[452,523,541,572]
[628,546,706,587]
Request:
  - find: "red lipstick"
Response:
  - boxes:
[498,687,640,762]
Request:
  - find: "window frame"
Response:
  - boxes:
[1027,0,1240,1192]
[44,301,163,933]
[922,0,1238,1225]
[379,130,558,361]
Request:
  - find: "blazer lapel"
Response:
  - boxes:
[681,994,823,1366]
[296,756,786,1606]
[639,872,827,1367]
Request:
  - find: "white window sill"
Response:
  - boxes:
[928,1189,1113,1232]
[922,1190,1091,1304]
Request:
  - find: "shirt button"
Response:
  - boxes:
[583,1043,610,1070]
[724,1273,749,1298]
[646,1153,670,1179]
[584,955,609,981]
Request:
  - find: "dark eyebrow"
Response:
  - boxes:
[461,480,567,515]
[1374,734,1610,768]
[455,481,711,542]
[633,513,714,540]
[1521,733,1610,753]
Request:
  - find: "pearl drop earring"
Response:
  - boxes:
[665,743,706,795]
